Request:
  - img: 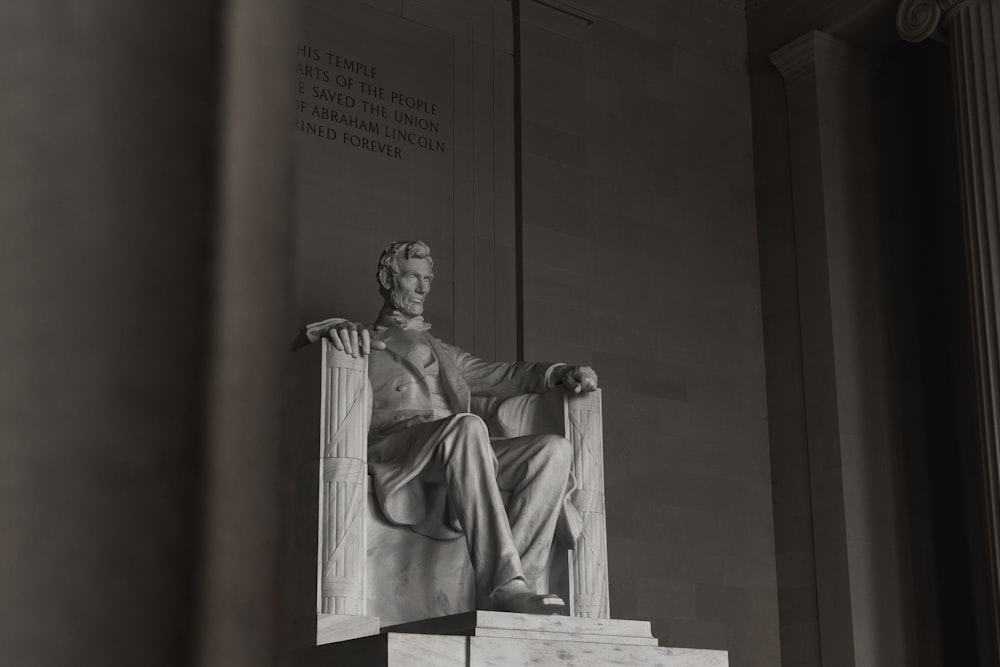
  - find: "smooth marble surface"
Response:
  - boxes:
[366,482,477,625]
[316,613,381,645]
[294,633,466,667]
[383,610,656,645]
[295,631,729,666]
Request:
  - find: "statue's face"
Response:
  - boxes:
[389,256,433,316]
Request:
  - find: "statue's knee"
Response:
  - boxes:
[447,414,491,458]
[451,413,489,439]
[539,434,573,468]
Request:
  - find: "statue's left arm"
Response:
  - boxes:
[442,342,596,397]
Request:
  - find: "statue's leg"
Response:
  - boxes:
[370,415,565,613]
[492,434,574,593]
[426,413,525,603]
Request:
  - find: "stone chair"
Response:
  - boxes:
[308,341,610,644]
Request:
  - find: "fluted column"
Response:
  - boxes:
[898,0,1000,647]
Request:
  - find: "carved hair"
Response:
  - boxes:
[376,240,433,299]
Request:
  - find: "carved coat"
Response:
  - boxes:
[366,325,559,539]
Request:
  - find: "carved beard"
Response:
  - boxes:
[389,285,424,317]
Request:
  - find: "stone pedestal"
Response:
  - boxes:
[292,612,728,666]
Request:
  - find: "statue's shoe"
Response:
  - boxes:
[492,589,567,614]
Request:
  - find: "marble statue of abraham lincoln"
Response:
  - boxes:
[295,240,599,614]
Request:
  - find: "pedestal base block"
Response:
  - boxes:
[294,612,728,666]
[385,610,659,645]
[316,613,380,645]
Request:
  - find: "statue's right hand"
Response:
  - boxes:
[329,321,386,358]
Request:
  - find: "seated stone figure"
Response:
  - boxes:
[297,240,598,614]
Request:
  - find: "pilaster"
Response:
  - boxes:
[770,29,916,667]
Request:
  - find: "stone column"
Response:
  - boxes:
[897,0,1000,648]
[193,1,297,664]
[0,1,297,666]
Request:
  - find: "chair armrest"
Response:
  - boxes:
[317,341,371,620]
[563,389,609,619]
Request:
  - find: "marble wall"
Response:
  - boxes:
[292,0,518,361]
[517,2,780,665]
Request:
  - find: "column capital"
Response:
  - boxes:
[897,0,975,42]
[770,30,874,84]
[769,31,819,82]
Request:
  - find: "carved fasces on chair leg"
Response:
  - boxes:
[565,390,610,618]
[319,343,370,617]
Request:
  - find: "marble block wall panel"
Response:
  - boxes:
[294,0,457,338]
[518,2,778,666]
[293,0,516,359]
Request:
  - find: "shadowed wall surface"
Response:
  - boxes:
[517,2,779,664]
[0,2,296,667]
[0,3,220,665]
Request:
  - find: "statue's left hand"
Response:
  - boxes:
[557,365,599,393]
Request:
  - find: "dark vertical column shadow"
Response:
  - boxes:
[873,38,997,667]
[512,0,525,361]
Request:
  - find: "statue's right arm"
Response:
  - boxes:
[291,317,384,357]
[291,317,347,350]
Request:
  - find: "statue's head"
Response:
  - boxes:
[376,240,434,317]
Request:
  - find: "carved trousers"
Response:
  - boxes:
[419,413,574,604]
